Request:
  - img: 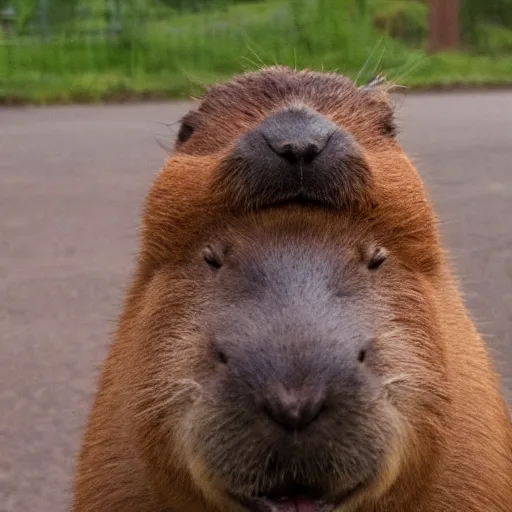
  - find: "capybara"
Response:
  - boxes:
[72,66,512,512]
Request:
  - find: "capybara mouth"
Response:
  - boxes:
[237,482,363,512]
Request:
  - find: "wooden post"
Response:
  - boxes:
[428,0,460,54]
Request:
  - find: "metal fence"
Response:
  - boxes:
[2,1,512,45]
[1,0,512,101]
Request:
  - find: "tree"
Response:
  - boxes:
[428,0,460,53]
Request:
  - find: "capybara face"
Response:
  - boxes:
[130,67,450,512]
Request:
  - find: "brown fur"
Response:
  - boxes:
[72,67,512,512]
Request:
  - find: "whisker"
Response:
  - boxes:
[175,378,204,394]
[355,36,385,86]
[155,120,180,129]
[388,53,427,87]
[134,379,204,420]
[154,121,181,152]
[382,374,411,388]
[369,43,387,81]
[154,135,173,153]
[181,69,209,92]
[365,72,388,88]
[241,55,261,71]
[245,43,267,68]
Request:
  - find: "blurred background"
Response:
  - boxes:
[1,0,512,103]
[1,2,512,512]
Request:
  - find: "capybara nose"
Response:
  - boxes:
[259,107,334,165]
[218,103,372,209]
[263,382,326,432]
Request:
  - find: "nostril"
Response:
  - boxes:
[276,142,293,154]
[303,142,321,164]
[274,142,299,165]
[255,106,339,168]
[306,401,326,424]
[264,385,326,431]
[358,350,366,363]
[270,139,324,165]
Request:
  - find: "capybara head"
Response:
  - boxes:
[126,67,451,512]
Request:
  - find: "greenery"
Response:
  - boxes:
[1,0,512,104]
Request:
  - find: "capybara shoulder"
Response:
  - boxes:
[72,66,512,512]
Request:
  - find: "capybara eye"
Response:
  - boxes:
[203,246,223,270]
[381,118,397,137]
[368,247,388,270]
[358,350,366,363]
[177,123,194,143]
[177,111,198,143]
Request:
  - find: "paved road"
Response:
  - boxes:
[1,92,512,512]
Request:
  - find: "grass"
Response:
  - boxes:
[400,53,512,88]
[3,54,512,105]
[1,0,512,105]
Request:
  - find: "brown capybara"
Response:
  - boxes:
[72,66,512,512]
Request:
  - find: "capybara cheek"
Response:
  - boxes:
[376,403,413,485]
[174,406,248,511]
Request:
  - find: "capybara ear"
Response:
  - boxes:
[139,152,223,271]
[365,149,443,278]
[359,74,399,139]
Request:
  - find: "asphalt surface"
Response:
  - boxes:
[1,92,512,512]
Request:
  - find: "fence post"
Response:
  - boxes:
[38,0,49,37]
[106,0,122,34]
[428,0,460,54]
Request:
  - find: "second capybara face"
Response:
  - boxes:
[130,67,451,512]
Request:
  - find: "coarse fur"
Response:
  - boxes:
[72,66,512,512]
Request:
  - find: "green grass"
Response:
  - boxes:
[3,54,512,106]
[1,0,512,105]
[400,53,512,88]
